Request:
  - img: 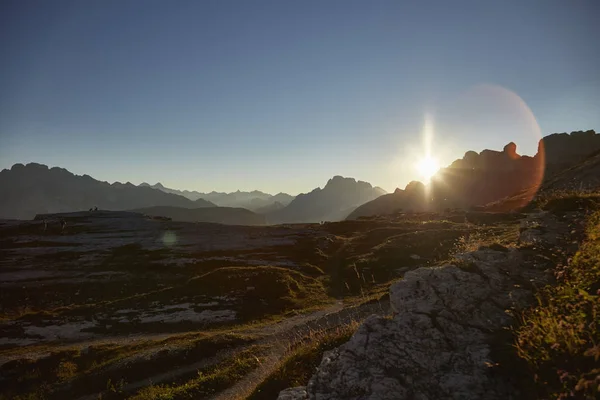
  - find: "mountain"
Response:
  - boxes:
[267,176,386,224]
[348,129,600,219]
[130,206,266,225]
[0,163,215,220]
[347,181,429,219]
[271,192,296,205]
[139,182,205,201]
[138,184,295,210]
[254,201,285,214]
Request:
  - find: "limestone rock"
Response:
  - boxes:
[277,387,308,400]
[281,212,569,399]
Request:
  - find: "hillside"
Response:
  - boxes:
[0,163,215,220]
[541,149,600,191]
[276,192,599,400]
[349,130,600,219]
[0,204,528,399]
[131,205,266,225]
[3,191,597,400]
[1,149,598,400]
[267,176,386,224]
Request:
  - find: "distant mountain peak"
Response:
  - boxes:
[268,175,384,224]
[325,175,358,189]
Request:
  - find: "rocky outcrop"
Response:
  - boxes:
[279,211,575,399]
[542,150,600,192]
[349,130,599,219]
[268,176,386,224]
[542,130,600,176]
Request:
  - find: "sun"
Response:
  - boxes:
[416,155,440,182]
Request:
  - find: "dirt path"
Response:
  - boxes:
[71,299,389,400]
[0,302,342,364]
[210,299,390,400]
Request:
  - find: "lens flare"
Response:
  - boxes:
[162,231,177,247]
[439,84,545,210]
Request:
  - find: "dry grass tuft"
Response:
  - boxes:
[515,209,600,399]
[246,321,360,400]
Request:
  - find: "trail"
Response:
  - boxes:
[71,299,389,400]
[210,299,390,400]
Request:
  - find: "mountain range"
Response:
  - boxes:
[138,182,295,211]
[0,163,214,220]
[3,129,598,225]
[0,164,386,225]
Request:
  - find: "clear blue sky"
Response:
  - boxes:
[1,0,599,194]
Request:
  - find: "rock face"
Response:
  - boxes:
[542,150,600,192]
[0,163,216,220]
[349,130,600,219]
[279,211,573,400]
[542,130,600,176]
[268,176,386,224]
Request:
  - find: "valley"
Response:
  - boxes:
[0,207,526,399]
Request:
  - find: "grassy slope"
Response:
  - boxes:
[0,211,529,399]
[515,196,600,399]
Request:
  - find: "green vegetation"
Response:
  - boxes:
[516,210,600,399]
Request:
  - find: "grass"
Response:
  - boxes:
[0,332,256,400]
[128,346,267,400]
[246,321,360,400]
[535,190,600,214]
[179,266,331,321]
[0,208,532,399]
[515,209,600,399]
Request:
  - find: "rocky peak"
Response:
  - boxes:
[503,142,518,159]
[324,176,358,190]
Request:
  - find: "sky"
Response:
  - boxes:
[1,0,599,195]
